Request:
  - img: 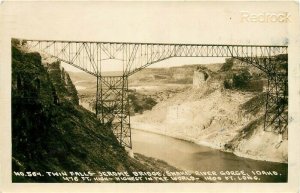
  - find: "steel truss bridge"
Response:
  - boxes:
[22,39,288,149]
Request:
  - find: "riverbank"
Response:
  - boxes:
[131,128,288,182]
[131,121,287,164]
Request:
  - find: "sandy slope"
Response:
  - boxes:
[131,80,288,163]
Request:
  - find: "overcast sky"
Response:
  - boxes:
[1,1,293,72]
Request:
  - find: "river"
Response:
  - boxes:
[131,129,288,182]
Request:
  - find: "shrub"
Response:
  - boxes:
[220,58,234,71]
[232,69,252,89]
[128,93,157,114]
[223,69,256,91]
[223,79,232,89]
[143,97,157,110]
[21,40,27,46]
[11,38,20,46]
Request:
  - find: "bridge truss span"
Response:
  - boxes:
[22,39,288,148]
[25,40,287,76]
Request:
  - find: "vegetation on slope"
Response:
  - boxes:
[128,91,157,114]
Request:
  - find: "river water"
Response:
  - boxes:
[131,129,288,182]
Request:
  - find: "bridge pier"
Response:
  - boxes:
[264,72,288,135]
[96,76,132,148]
[235,56,288,135]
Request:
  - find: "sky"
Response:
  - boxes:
[1,1,293,73]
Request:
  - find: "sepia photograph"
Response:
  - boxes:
[1,1,300,192]
[11,38,288,183]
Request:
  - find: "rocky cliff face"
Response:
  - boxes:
[193,70,207,88]
[12,44,134,182]
[11,43,191,182]
[131,63,288,163]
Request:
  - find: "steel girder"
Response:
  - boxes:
[22,39,288,148]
